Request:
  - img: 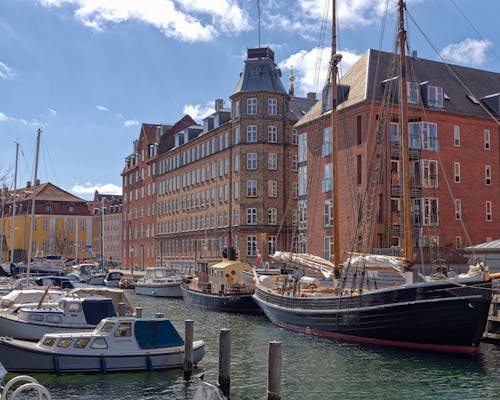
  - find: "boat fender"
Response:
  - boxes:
[146,355,154,372]
[53,355,61,376]
[100,356,107,374]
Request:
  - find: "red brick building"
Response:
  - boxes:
[297,49,499,264]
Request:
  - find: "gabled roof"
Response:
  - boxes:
[158,114,197,155]
[8,182,87,204]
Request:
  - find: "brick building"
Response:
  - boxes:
[297,49,499,264]
[154,47,316,269]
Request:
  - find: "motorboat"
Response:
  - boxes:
[87,273,106,285]
[0,316,205,374]
[104,271,123,288]
[0,295,115,340]
[135,267,183,298]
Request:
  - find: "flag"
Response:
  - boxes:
[256,245,261,268]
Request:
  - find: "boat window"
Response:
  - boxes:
[100,322,115,333]
[28,314,44,322]
[42,337,56,347]
[231,270,236,275]
[67,303,82,313]
[57,338,72,348]
[74,338,90,348]
[90,338,108,349]
[114,322,132,337]
[46,315,63,323]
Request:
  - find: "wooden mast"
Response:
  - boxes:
[398,0,413,260]
[331,0,341,267]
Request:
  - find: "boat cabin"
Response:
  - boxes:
[193,260,254,295]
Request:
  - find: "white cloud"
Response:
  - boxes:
[0,61,14,79]
[124,120,139,127]
[0,111,42,127]
[183,102,215,123]
[279,47,361,96]
[48,108,57,116]
[38,0,251,43]
[71,182,122,199]
[441,38,492,66]
[96,105,108,112]
[0,112,7,121]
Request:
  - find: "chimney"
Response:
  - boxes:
[307,92,316,100]
[35,179,40,186]
[215,99,224,111]
[26,181,31,188]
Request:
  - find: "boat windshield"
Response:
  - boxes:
[98,321,115,333]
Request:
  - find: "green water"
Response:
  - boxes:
[11,290,500,399]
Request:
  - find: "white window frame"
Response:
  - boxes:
[268,153,278,170]
[247,236,257,256]
[454,162,461,183]
[485,165,491,185]
[455,199,461,220]
[268,180,277,198]
[453,126,460,146]
[268,98,277,115]
[247,125,257,142]
[247,98,257,115]
[247,153,257,170]
[268,126,277,143]
[246,180,257,197]
[246,208,257,225]
[268,208,277,225]
[484,130,491,150]
[486,201,492,222]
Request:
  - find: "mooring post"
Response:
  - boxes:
[218,328,231,397]
[135,307,143,318]
[118,302,126,316]
[184,319,194,379]
[267,341,282,400]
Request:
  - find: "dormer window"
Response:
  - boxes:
[407,82,419,104]
[427,85,443,108]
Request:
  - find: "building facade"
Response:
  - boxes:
[1,181,93,263]
[297,49,499,264]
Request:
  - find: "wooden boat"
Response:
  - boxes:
[0,316,205,374]
[135,267,183,298]
[252,0,496,354]
[181,259,262,314]
[0,295,115,340]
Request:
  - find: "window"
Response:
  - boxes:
[247,236,257,256]
[292,182,298,199]
[298,132,307,162]
[322,127,332,156]
[268,180,277,197]
[234,126,240,145]
[409,122,438,151]
[291,128,298,145]
[91,338,108,349]
[57,338,72,348]
[485,165,491,185]
[324,200,333,227]
[422,160,438,188]
[322,163,332,192]
[42,219,48,231]
[247,180,257,197]
[247,125,257,142]
[74,338,90,348]
[246,153,257,170]
[453,126,460,146]
[268,98,277,115]
[247,98,257,115]
[427,85,443,107]
[356,115,362,145]
[484,130,491,150]
[268,208,277,225]
[268,153,278,170]
[234,181,239,199]
[246,208,257,225]
[268,126,277,143]
[291,155,298,171]
[423,198,439,226]
[455,199,461,220]
[486,201,492,221]
[454,162,461,183]
[234,100,240,118]
[298,166,307,196]
[323,236,332,261]
[407,82,419,104]
[455,236,463,249]
[268,235,277,255]
[114,323,132,337]
[234,154,239,172]
[357,155,362,185]
[68,205,74,213]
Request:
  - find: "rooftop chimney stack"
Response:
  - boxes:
[215,99,224,111]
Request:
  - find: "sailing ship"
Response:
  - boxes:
[252,0,497,354]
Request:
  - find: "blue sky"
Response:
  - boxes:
[1,0,499,200]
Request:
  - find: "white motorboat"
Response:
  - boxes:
[104,271,123,288]
[0,316,205,374]
[135,267,183,298]
[87,273,106,285]
[0,295,116,340]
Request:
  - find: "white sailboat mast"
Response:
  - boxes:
[26,128,41,276]
[10,142,19,264]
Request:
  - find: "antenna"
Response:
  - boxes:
[257,0,261,48]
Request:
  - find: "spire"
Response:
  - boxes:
[288,66,295,96]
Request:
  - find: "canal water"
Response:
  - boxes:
[12,290,500,400]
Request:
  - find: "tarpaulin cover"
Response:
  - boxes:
[134,319,184,349]
[82,298,115,325]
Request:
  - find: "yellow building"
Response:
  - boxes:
[1,181,93,263]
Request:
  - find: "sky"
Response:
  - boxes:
[1,0,500,201]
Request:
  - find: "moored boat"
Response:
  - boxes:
[181,259,262,314]
[104,271,123,287]
[135,267,183,298]
[0,316,205,374]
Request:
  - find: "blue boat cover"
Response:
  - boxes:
[134,319,184,349]
[82,299,115,325]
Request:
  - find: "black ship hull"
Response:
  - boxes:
[253,276,492,353]
[181,284,263,315]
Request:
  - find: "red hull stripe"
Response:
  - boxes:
[277,321,478,355]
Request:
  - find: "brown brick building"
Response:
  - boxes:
[297,49,499,264]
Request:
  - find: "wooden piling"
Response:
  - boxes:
[267,341,282,400]
[183,319,194,379]
[135,307,143,318]
[118,302,126,316]
[218,328,231,397]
